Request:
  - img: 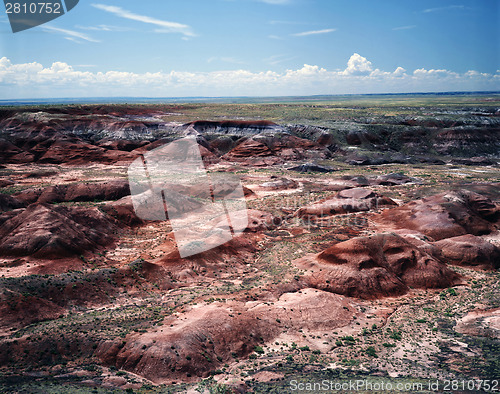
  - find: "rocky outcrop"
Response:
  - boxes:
[0,292,65,330]
[288,163,336,173]
[295,188,396,224]
[259,177,299,191]
[186,120,284,136]
[346,130,382,146]
[434,235,500,270]
[222,135,330,166]
[294,233,462,299]
[374,173,421,186]
[456,308,500,338]
[97,288,356,383]
[346,153,415,166]
[36,138,136,165]
[434,127,500,156]
[0,138,35,164]
[97,139,149,151]
[451,157,498,166]
[223,138,273,158]
[244,210,281,232]
[0,194,24,212]
[375,191,499,241]
[26,180,130,204]
[0,203,121,258]
[101,196,145,227]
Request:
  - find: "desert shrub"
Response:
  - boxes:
[254,346,264,354]
[365,346,377,357]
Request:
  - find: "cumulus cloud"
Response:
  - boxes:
[393,67,407,77]
[413,68,459,78]
[0,55,498,99]
[343,53,373,75]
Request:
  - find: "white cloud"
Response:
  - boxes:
[0,55,498,98]
[91,4,195,38]
[343,53,373,76]
[292,28,336,37]
[76,24,131,32]
[423,5,465,13]
[393,67,407,77]
[41,25,100,43]
[413,68,459,78]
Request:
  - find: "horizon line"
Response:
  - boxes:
[1,90,499,106]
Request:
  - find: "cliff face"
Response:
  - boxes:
[433,127,500,156]
[186,120,285,136]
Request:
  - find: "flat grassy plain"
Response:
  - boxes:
[144,94,500,125]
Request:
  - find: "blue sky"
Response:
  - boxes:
[0,0,498,98]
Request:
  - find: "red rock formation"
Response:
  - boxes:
[0,293,65,330]
[224,138,273,159]
[159,234,258,269]
[36,180,130,204]
[97,288,355,383]
[434,234,500,270]
[258,177,299,191]
[0,203,120,258]
[37,138,136,165]
[295,187,396,225]
[244,209,281,232]
[0,194,24,211]
[101,196,145,227]
[294,233,462,299]
[374,173,420,186]
[97,139,149,151]
[0,179,14,188]
[0,139,34,163]
[375,191,499,241]
[456,308,500,338]
[389,229,441,258]
[435,128,500,156]
[222,135,329,166]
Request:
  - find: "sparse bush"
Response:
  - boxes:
[388,330,402,341]
[254,346,264,354]
[365,346,377,357]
